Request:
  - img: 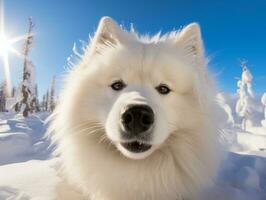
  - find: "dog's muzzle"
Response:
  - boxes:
[120,105,154,153]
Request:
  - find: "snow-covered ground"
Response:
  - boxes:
[0,112,59,200]
[0,112,52,165]
[0,112,266,200]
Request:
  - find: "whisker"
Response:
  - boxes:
[75,127,104,137]
[99,134,108,144]
[67,120,104,134]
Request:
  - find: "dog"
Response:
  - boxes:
[49,16,221,200]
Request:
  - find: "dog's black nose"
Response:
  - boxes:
[122,105,154,135]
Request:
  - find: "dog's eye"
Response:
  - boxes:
[156,84,171,95]
[110,80,126,91]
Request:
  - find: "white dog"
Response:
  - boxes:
[50,17,221,200]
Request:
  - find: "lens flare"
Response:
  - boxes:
[0,0,27,96]
[0,34,11,56]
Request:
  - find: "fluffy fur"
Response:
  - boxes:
[49,17,221,200]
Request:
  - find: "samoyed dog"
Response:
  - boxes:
[50,17,221,200]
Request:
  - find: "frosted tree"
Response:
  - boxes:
[235,61,255,130]
[41,94,46,111]
[31,84,40,112]
[0,81,7,112]
[48,75,56,112]
[27,61,39,113]
[241,63,255,98]
[45,90,49,111]
[261,93,266,127]
[14,17,38,117]
[216,92,234,126]
[11,87,16,97]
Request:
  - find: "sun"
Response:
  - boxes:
[0,33,12,56]
[0,31,26,98]
[0,33,24,58]
[0,0,28,96]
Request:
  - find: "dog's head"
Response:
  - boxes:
[59,17,214,160]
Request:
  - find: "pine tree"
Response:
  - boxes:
[0,81,7,112]
[42,94,46,111]
[11,87,16,97]
[48,75,56,112]
[14,17,37,117]
[35,85,40,111]
[45,90,49,112]
[235,61,255,130]
[30,84,40,112]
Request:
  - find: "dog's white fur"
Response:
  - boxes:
[50,17,221,200]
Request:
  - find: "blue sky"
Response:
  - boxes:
[1,0,266,96]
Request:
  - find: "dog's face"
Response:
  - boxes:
[78,17,207,160]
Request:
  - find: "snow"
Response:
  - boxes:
[217,92,235,125]
[242,68,253,83]
[0,112,52,165]
[235,65,257,130]
[0,112,59,199]
[0,109,266,199]
[200,152,266,200]
[0,159,60,200]
[262,93,266,106]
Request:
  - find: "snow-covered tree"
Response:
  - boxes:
[0,81,7,112]
[30,84,40,112]
[11,87,16,97]
[235,61,256,130]
[48,76,56,112]
[14,17,38,117]
[217,92,234,126]
[41,94,46,111]
[261,93,266,127]
[45,90,49,111]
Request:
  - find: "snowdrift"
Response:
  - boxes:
[0,112,266,199]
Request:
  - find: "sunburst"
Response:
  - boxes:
[0,0,28,96]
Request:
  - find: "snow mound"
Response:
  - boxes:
[202,152,266,200]
[0,113,52,165]
[0,132,31,164]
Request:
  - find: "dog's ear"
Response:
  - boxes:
[178,23,204,59]
[91,17,126,54]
